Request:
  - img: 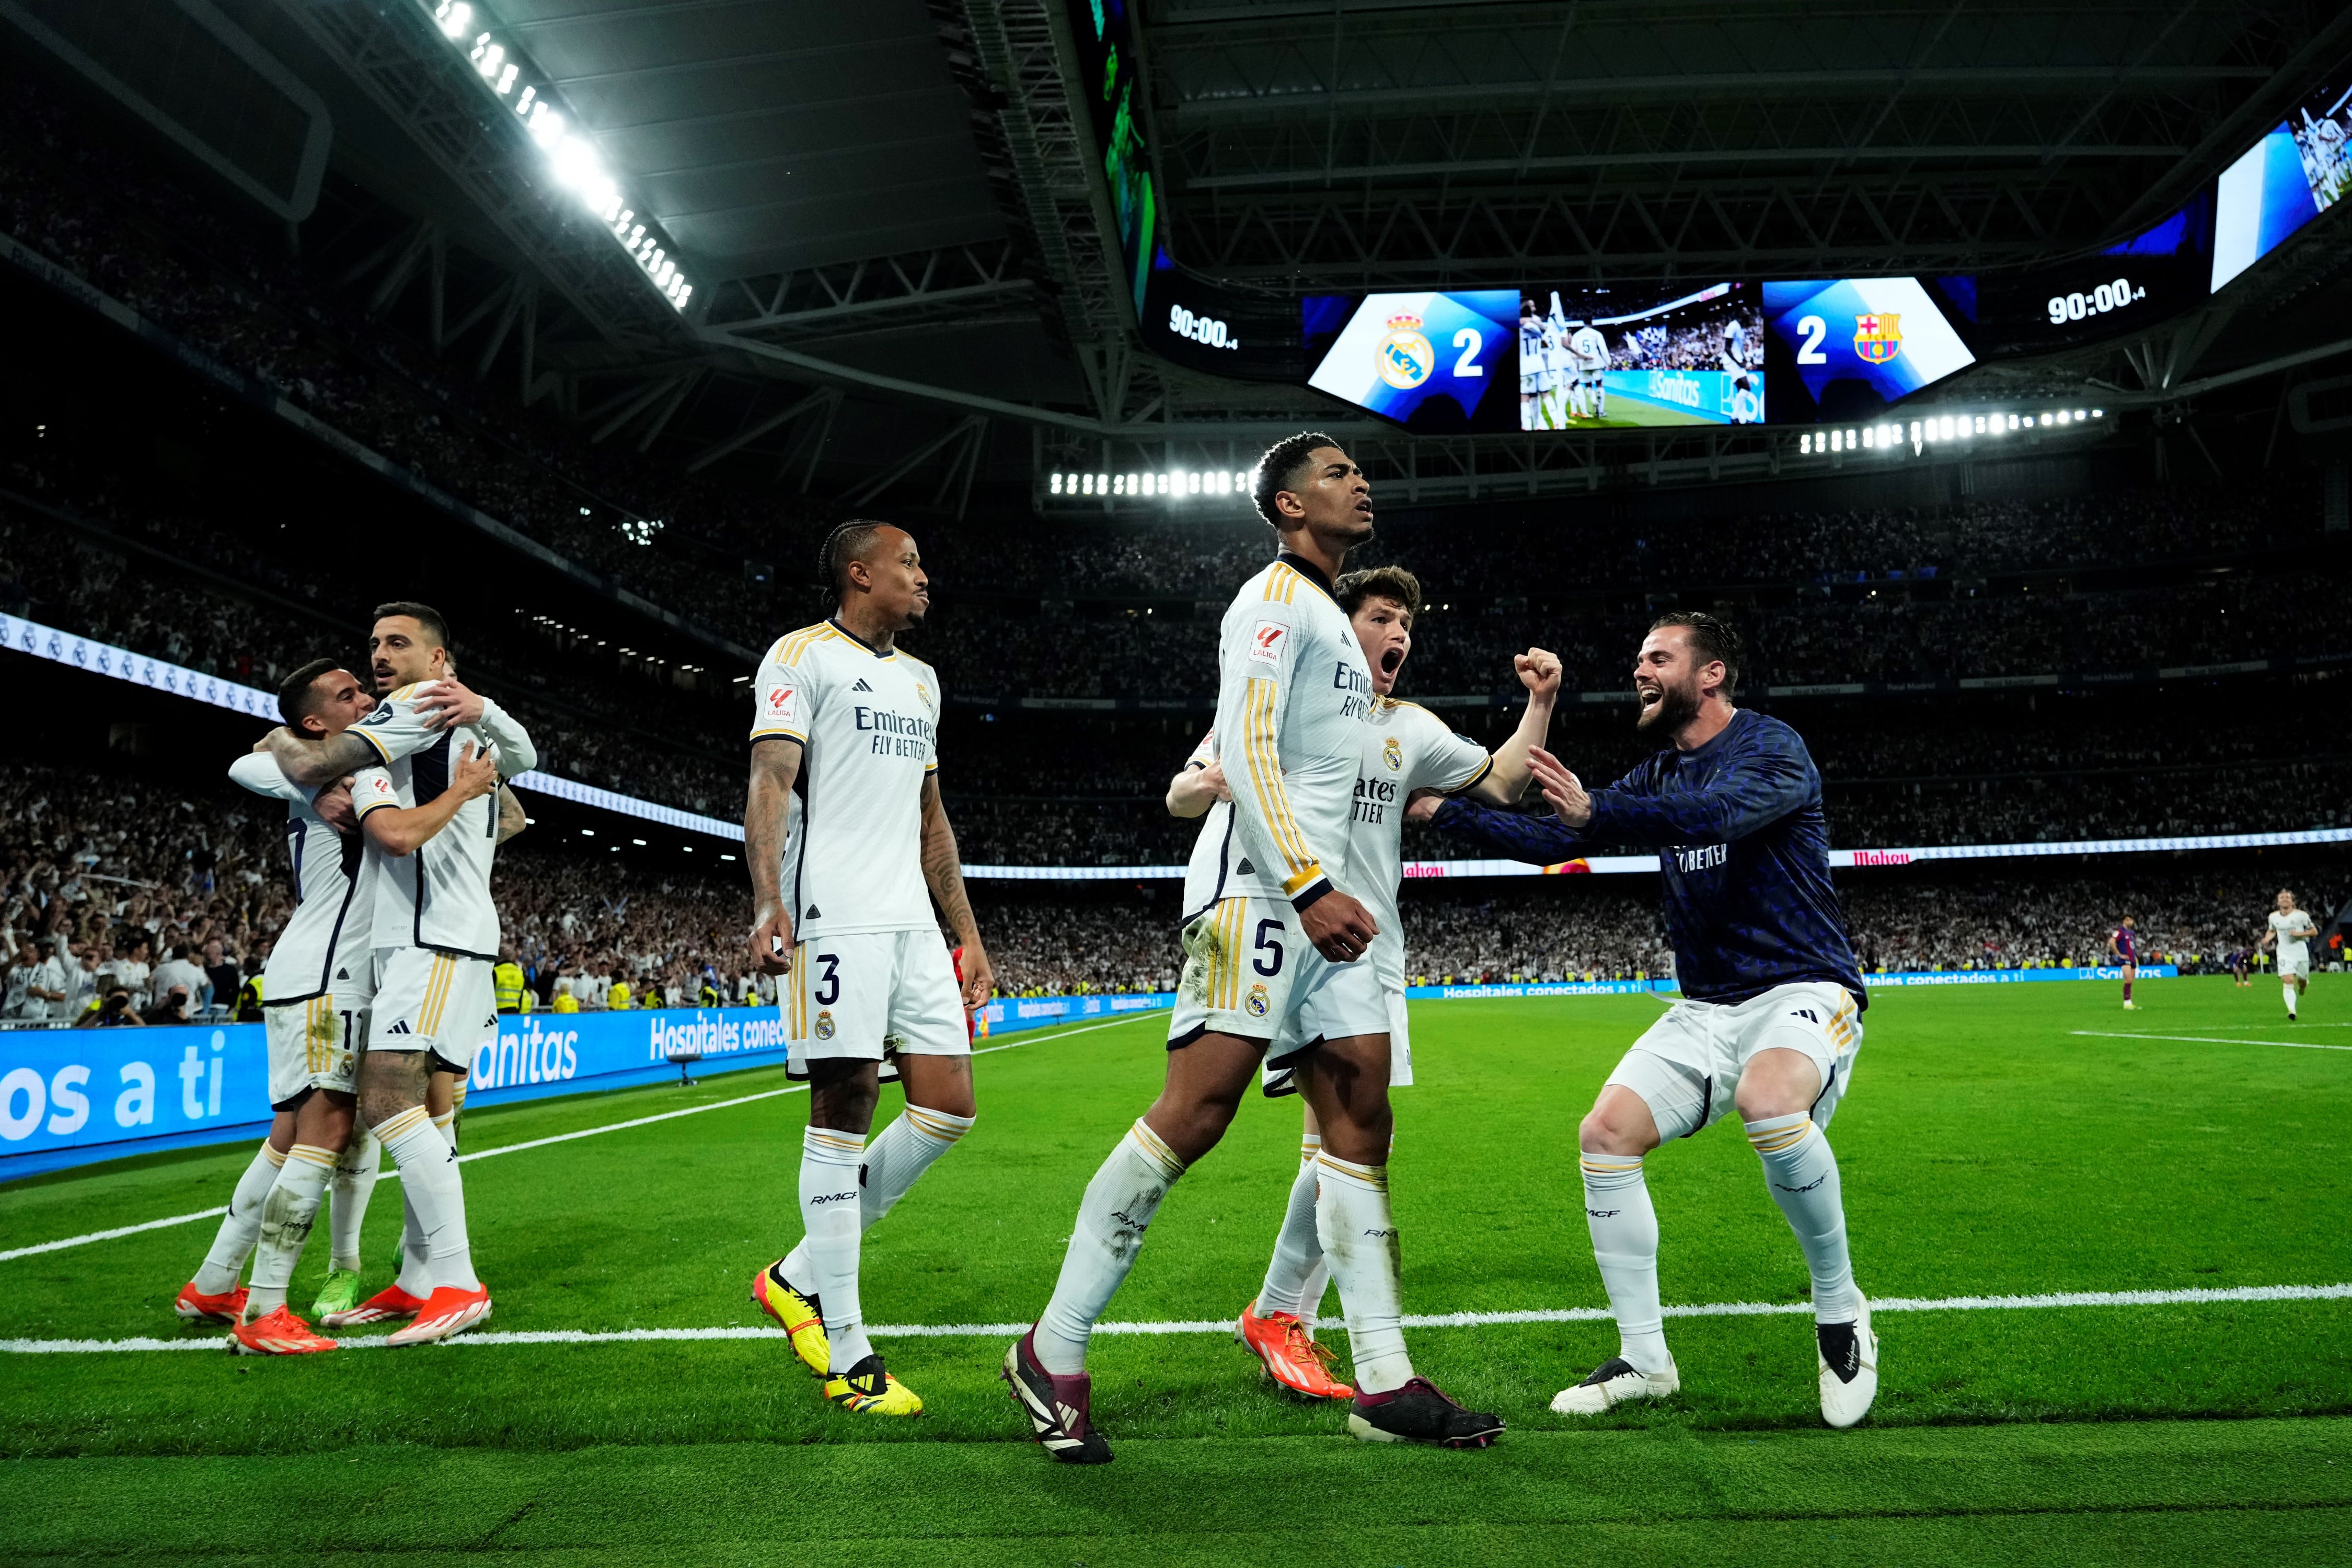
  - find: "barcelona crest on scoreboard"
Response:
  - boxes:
[1853,313,1903,364]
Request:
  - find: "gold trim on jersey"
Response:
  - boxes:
[1262,564,1300,604]
[1239,676,1320,887]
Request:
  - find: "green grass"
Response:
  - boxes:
[3,977,2348,1562]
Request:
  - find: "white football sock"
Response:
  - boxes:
[778,1106,975,1288]
[2285,982,2298,1017]
[377,1105,477,1293]
[1746,1113,1860,1323]
[245,1143,337,1317]
[1582,1152,1669,1373]
[797,1125,873,1373]
[1254,1134,1324,1319]
[1315,1151,1413,1394]
[194,1142,285,1295]
[1034,1119,1186,1375]
[329,1129,380,1274]
[432,1110,456,1149]
[393,1185,432,1299]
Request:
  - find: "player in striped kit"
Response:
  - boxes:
[744,522,994,1419]
[1005,434,1505,1463]
[1166,565,1561,1402]
[2107,916,2139,1010]
[264,604,537,1346]
[177,659,378,1350]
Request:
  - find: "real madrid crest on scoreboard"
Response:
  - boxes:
[1303,289,1519,431]
[1377,312,1435,389]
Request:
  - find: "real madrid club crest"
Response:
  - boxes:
[914,680,933,713]
[814,1009,835,1040]
[1853,313,1903,365]
[1245,983,1271,1018]
[1378,312,1434,390]
[1382,735,1403,772]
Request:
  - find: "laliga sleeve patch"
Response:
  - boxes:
[758,682,801,731]
[1246,621,1288,666]
[353,769,400,814]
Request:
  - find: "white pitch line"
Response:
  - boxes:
[2071,1030,2352,1052]
[0,1014,1155,1265]
[5,1281,2346,1355]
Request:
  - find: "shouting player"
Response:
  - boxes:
[1168,566,1561,1402]
[176,659,377,1345]
[1005,434,1505,1463]
[267,604,536,1345]
[2263,891,2319,1020]
[745,521,993,1419]
[1419,612,1880,1428]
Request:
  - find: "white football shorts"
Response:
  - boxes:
[2279,949,2312,978]
[1169,895,1388,1070]
[1263,982,1411,1098]
[370,948,495,1066]
[1606,981,1863,1141]
[783,927,969,1078]
[264,991,367,1109]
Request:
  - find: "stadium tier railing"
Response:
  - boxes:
[8,609,2350,877]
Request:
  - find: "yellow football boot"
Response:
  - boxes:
[822,1354,924,1416]
[751,1260,829,1378]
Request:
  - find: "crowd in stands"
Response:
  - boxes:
[6,756,2336,1023]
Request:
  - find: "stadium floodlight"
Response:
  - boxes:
[581,828,594,836]
[631,838,647,846]
[427,0,692,313]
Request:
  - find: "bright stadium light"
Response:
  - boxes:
[429,0,692,312]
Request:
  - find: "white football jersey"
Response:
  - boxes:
[2270,909,2316,959]
[1192,555,1375,917]
[228,752,373,1002]
[351,683,523,960]
[1348,699,1491,989]
[1569,326,1610,371]
[1542,318,1576,372]
[750,620,941,937]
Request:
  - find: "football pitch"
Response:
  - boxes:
[3,978,2348,1564]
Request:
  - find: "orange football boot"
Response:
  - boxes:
[228,1306,340,1356]
[1236,1304,1354,1401]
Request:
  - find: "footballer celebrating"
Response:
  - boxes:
[1169,565,1562,1402]
[176,660,377,1350]
[744,522,994,1419]
[266,604,537,1346]
[1005,435,1504,1462]
[1419,613,1880,1428]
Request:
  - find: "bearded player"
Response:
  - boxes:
[1419,613,1879,1428]
[1004,434,1505,1463]
[745,521,993,1418]
[1169,565,1561,1401]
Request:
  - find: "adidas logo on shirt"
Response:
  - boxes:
[1236,858,1256,877]
[804,905,823,921]
[335,968,350,981]
[852,678,873,691]
[385,1020,412,1035]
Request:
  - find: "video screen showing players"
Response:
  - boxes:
[1302,290,1520,431]
[2212,65,2351,292]
[1514,282,1763,430]
[1761,277,1978,424]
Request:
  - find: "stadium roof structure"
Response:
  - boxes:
[7,0,2350,504]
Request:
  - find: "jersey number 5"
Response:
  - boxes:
[1252,919,1285,978]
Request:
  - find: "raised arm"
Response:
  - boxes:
[228,750,307,806]
[919,773,992,1007]
[356,745,499,857]
[745,736,802,975]
[265,726,383,791]
[1534,740,1814,846]
[1420,793,1588,865]
[474,699,538,778]
[1461,647,1561,805]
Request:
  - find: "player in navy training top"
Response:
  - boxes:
[1417,613,1880,1429]
[2106,916,2139,1010]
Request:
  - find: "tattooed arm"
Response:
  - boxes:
[919,772,991,1008]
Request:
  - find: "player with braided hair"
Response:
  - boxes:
[744,518,993,1418]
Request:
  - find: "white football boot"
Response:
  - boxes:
[1550,1355,1680,1415]
[1817,1294,1879,1428]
